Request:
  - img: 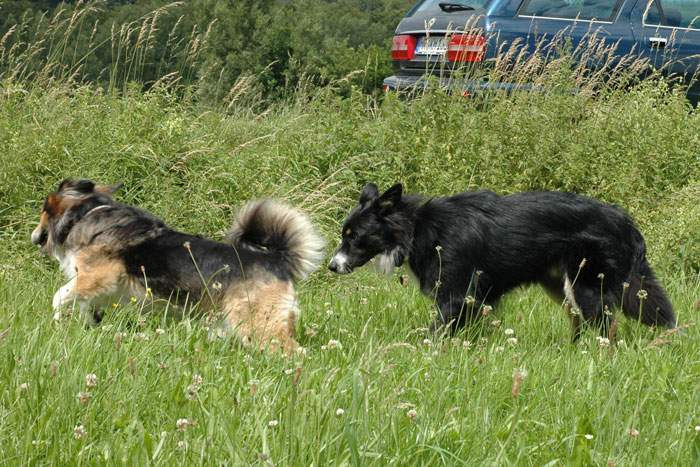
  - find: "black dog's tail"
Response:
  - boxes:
[620,229,676,328]
[226,199,325,281]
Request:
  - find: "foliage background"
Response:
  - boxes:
[0,0,413,98]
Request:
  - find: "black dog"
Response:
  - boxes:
[329,183,676,341]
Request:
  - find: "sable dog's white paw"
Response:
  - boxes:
[52,279,76,311]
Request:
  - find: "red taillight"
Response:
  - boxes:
[391,35,416,61]
[447,34,486,63]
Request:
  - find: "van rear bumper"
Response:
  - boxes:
[382,74,541,94]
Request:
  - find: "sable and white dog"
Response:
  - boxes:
[32,179,324,352]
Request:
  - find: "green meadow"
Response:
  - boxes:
[1,3,699,465]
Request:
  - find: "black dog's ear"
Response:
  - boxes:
[95,182,124,195]
[359,183,379,205]
[375,183,403,212]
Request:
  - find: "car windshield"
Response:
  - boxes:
[413,0,490,14]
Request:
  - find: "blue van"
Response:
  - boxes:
[384,0,700,101]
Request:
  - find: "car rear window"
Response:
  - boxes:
[519,0,622,22]
[645,0,700,29]
[413,0,491,14]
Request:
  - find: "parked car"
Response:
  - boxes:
[384,0,700,102]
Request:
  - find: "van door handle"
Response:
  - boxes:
[649,37,667,48]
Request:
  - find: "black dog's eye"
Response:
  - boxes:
[344,228,358,240]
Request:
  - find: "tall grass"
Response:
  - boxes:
[0,4,699,465]
[0,2,214,94]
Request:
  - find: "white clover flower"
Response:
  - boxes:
[176,418,191,431]
[192,374,203,387]
[596,336,610,347]
[134,332,148,341]
[85,373,98,388]
[506,337,518,346]
[628,428,640,438]
[73,424,87,439]
[268,420,279,428]
[504,328,515,336]
[327,339,342,350]
[584,434,594,440]
[695,425,700,433]
[155,328,165,336]
[494,346,504,353]
[406,409,417,421]
[490,320,501,327]
[422,338,432,347]
[335,408,345,417]
[19,382,29,391]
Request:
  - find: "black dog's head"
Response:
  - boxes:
[329,182,407,274]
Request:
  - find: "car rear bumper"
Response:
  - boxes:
[383,74,542,95]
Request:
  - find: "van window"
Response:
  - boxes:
[645,0,700,29]
[519,0,622,22]
[413,0,491,14]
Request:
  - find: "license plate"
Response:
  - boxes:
[415,36,447,56]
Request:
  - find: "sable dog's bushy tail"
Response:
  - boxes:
[620,230,676,328]
[226,199,325,280]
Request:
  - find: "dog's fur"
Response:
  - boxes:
[329,183,676,341]
[32,179,325,353]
